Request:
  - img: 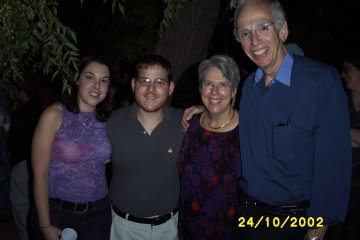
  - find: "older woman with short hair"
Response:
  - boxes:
[177,55,241,240]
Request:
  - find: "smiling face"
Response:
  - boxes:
[236,1,288,75]
[342,62,360,92]
[200,67,236,117]
[76,62,110,112]
[131,64,174,114]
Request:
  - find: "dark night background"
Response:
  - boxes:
[58,0,360,66]
[57,0,360,107]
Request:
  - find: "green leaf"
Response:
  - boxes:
[69,31,77,43]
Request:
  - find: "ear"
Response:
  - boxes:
[279,21,289,42]
[131,78,136,92]
[231,88,237,99]
[74,73,79,85]
[168,81,175,96]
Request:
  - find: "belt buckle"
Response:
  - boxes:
[74,203,89,213]
[151,216,161,226]
[245,198,256,207]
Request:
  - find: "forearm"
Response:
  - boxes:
[33,174,62,240]
[33,174,51,227]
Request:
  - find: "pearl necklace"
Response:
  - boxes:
[208,109,235,129]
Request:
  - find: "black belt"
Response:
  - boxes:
[112,205,178,226]
[50,197,107,213]
[243,194,309,216]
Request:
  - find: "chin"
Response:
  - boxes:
[208,107,226,115]
[139,104,162,113]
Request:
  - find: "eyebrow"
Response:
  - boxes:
[237,20,273,29]
[202,79,230,83]
[138,77,167,80]
[84,71,109,78]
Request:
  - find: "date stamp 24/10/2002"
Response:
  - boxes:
[237,216,324,229]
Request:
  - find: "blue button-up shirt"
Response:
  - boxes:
[239,53,352,225]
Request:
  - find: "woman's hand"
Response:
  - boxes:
[41,225,62,240]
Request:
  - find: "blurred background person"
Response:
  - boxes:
[0,94,12,223]
[326,51,360,240]
[8,81,45,240]
[178,55,241,240]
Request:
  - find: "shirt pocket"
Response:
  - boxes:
[272,123,314,162]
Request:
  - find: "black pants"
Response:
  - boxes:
[29,197,111,240]
[232,194,308,240]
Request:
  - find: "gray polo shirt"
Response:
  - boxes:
[106,103,184,217]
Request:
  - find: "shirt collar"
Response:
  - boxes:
[254,52,294,87]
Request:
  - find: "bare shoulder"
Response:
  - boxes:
[38,103,62,130]
[42,103,62,118]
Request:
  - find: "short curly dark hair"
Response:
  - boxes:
[133,54,173,82]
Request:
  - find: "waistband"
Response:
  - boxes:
[242,194,309,216]
[112,205,178,226]
[50,197,108,213]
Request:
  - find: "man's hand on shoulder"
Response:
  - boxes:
[181,105,205,131]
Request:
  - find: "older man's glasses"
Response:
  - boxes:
[136,77,168,87]
[236,21,275,41]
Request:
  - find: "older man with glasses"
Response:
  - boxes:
[232,0,351,239]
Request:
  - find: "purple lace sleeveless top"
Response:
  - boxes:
[48,105,111,202]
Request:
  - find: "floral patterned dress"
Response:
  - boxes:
[178,114,241,240]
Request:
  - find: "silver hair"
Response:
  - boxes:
[233,0,287,42]
[198,55,240,107]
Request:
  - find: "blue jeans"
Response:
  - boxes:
[30,197,111,240]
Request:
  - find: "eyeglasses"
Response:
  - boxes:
[235,21,275,41]
[201,80,232,91]
[136,77,169,87]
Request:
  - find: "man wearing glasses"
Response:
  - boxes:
[232,0,351,239]
[106,55,183,240]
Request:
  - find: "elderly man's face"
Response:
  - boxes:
[235,2,288,74]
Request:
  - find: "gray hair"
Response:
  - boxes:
[198,55,240,107]
[233,0,287,42]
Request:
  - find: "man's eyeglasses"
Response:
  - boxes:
[201,80,232,91]
[235,21,275,41]
[136,77,168,87]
